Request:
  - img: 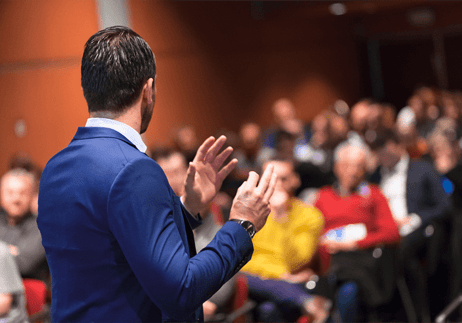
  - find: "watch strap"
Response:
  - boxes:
[228,219,256,238]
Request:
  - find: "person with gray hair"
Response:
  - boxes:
[314,141,400,322]
[0,169,47,282]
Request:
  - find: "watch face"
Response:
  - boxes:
[242,220,256,237]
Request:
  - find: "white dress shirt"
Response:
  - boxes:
[380,155,421,236]
[85,117,147,153]
[380,155,409,220]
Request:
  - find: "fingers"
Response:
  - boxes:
[204,135,227,164]
[255,164,274,196]
[212,146,233,171]
[185,162,196,188]
[246,171,260,188]
[244,167,277,201]
[236,181,247,193]
[217,158,238,184]
[263,172,278,202]
[193,137,216,163]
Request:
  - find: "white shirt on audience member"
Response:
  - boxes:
[380,154,421,236]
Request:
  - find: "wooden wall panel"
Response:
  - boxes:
[3,1,458,176]
[0,0,98,63]
[130,0,361,149]
[0,0,99,175]
[0,66,87,172]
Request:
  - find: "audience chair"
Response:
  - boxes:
[436,293,462,323]
[210,201,225,225]
[23,278,50,323]
[396,220,450,322]
[206,274,256,323]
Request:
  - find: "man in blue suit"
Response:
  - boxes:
[37,26,277,322]
[369,130,449,322]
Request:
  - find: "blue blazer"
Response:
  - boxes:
[38,127,253,322]
[405,160,449,225]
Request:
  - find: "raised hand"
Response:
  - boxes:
[229,165,278,232]
[182,136,237,215]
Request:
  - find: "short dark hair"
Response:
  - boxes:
[81,26,156,114]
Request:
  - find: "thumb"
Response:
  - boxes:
[185,162,196,188]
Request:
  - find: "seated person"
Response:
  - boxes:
[0,169,48,282]
[0,240,28,322]
[369,129,450,322]
[240,157,328,323]
[152,148,236,320]
[314,141,400,322]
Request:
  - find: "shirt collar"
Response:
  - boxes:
[85,118,147,153]
[383,154,409,175]
[396,154,410,172]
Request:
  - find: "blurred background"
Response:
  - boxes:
[1,0,462,175]
[3,2,462,322]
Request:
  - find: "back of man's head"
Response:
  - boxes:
[81,26,156,114]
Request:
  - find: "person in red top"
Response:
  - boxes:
[314,141,400,322]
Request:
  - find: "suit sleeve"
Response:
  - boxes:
[107,158,253,320]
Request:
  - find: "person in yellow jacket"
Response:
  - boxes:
[241,157,330,323]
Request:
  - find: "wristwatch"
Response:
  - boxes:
[229,219,256,239]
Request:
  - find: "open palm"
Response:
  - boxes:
[182,136,237,215]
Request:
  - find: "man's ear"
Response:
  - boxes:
[143,78,154,104]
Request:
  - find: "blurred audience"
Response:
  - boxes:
[172,125,199,163]
[232,122,264,181]
[8,152,42,217]
[0,169,48,282]
[151,147,189,197]
[314,141,400,322]
[241,158,328,323]
[261,99,310,161]
[369,129,449,322]
[0,240,28,322]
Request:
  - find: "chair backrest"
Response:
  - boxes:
[221,274,254,323]
[210,201,225,225]
[22,279,47,316]
[232,274,249,321]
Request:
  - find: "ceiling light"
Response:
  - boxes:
[329,3,347,16]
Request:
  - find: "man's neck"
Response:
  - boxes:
[90,106,141,134]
